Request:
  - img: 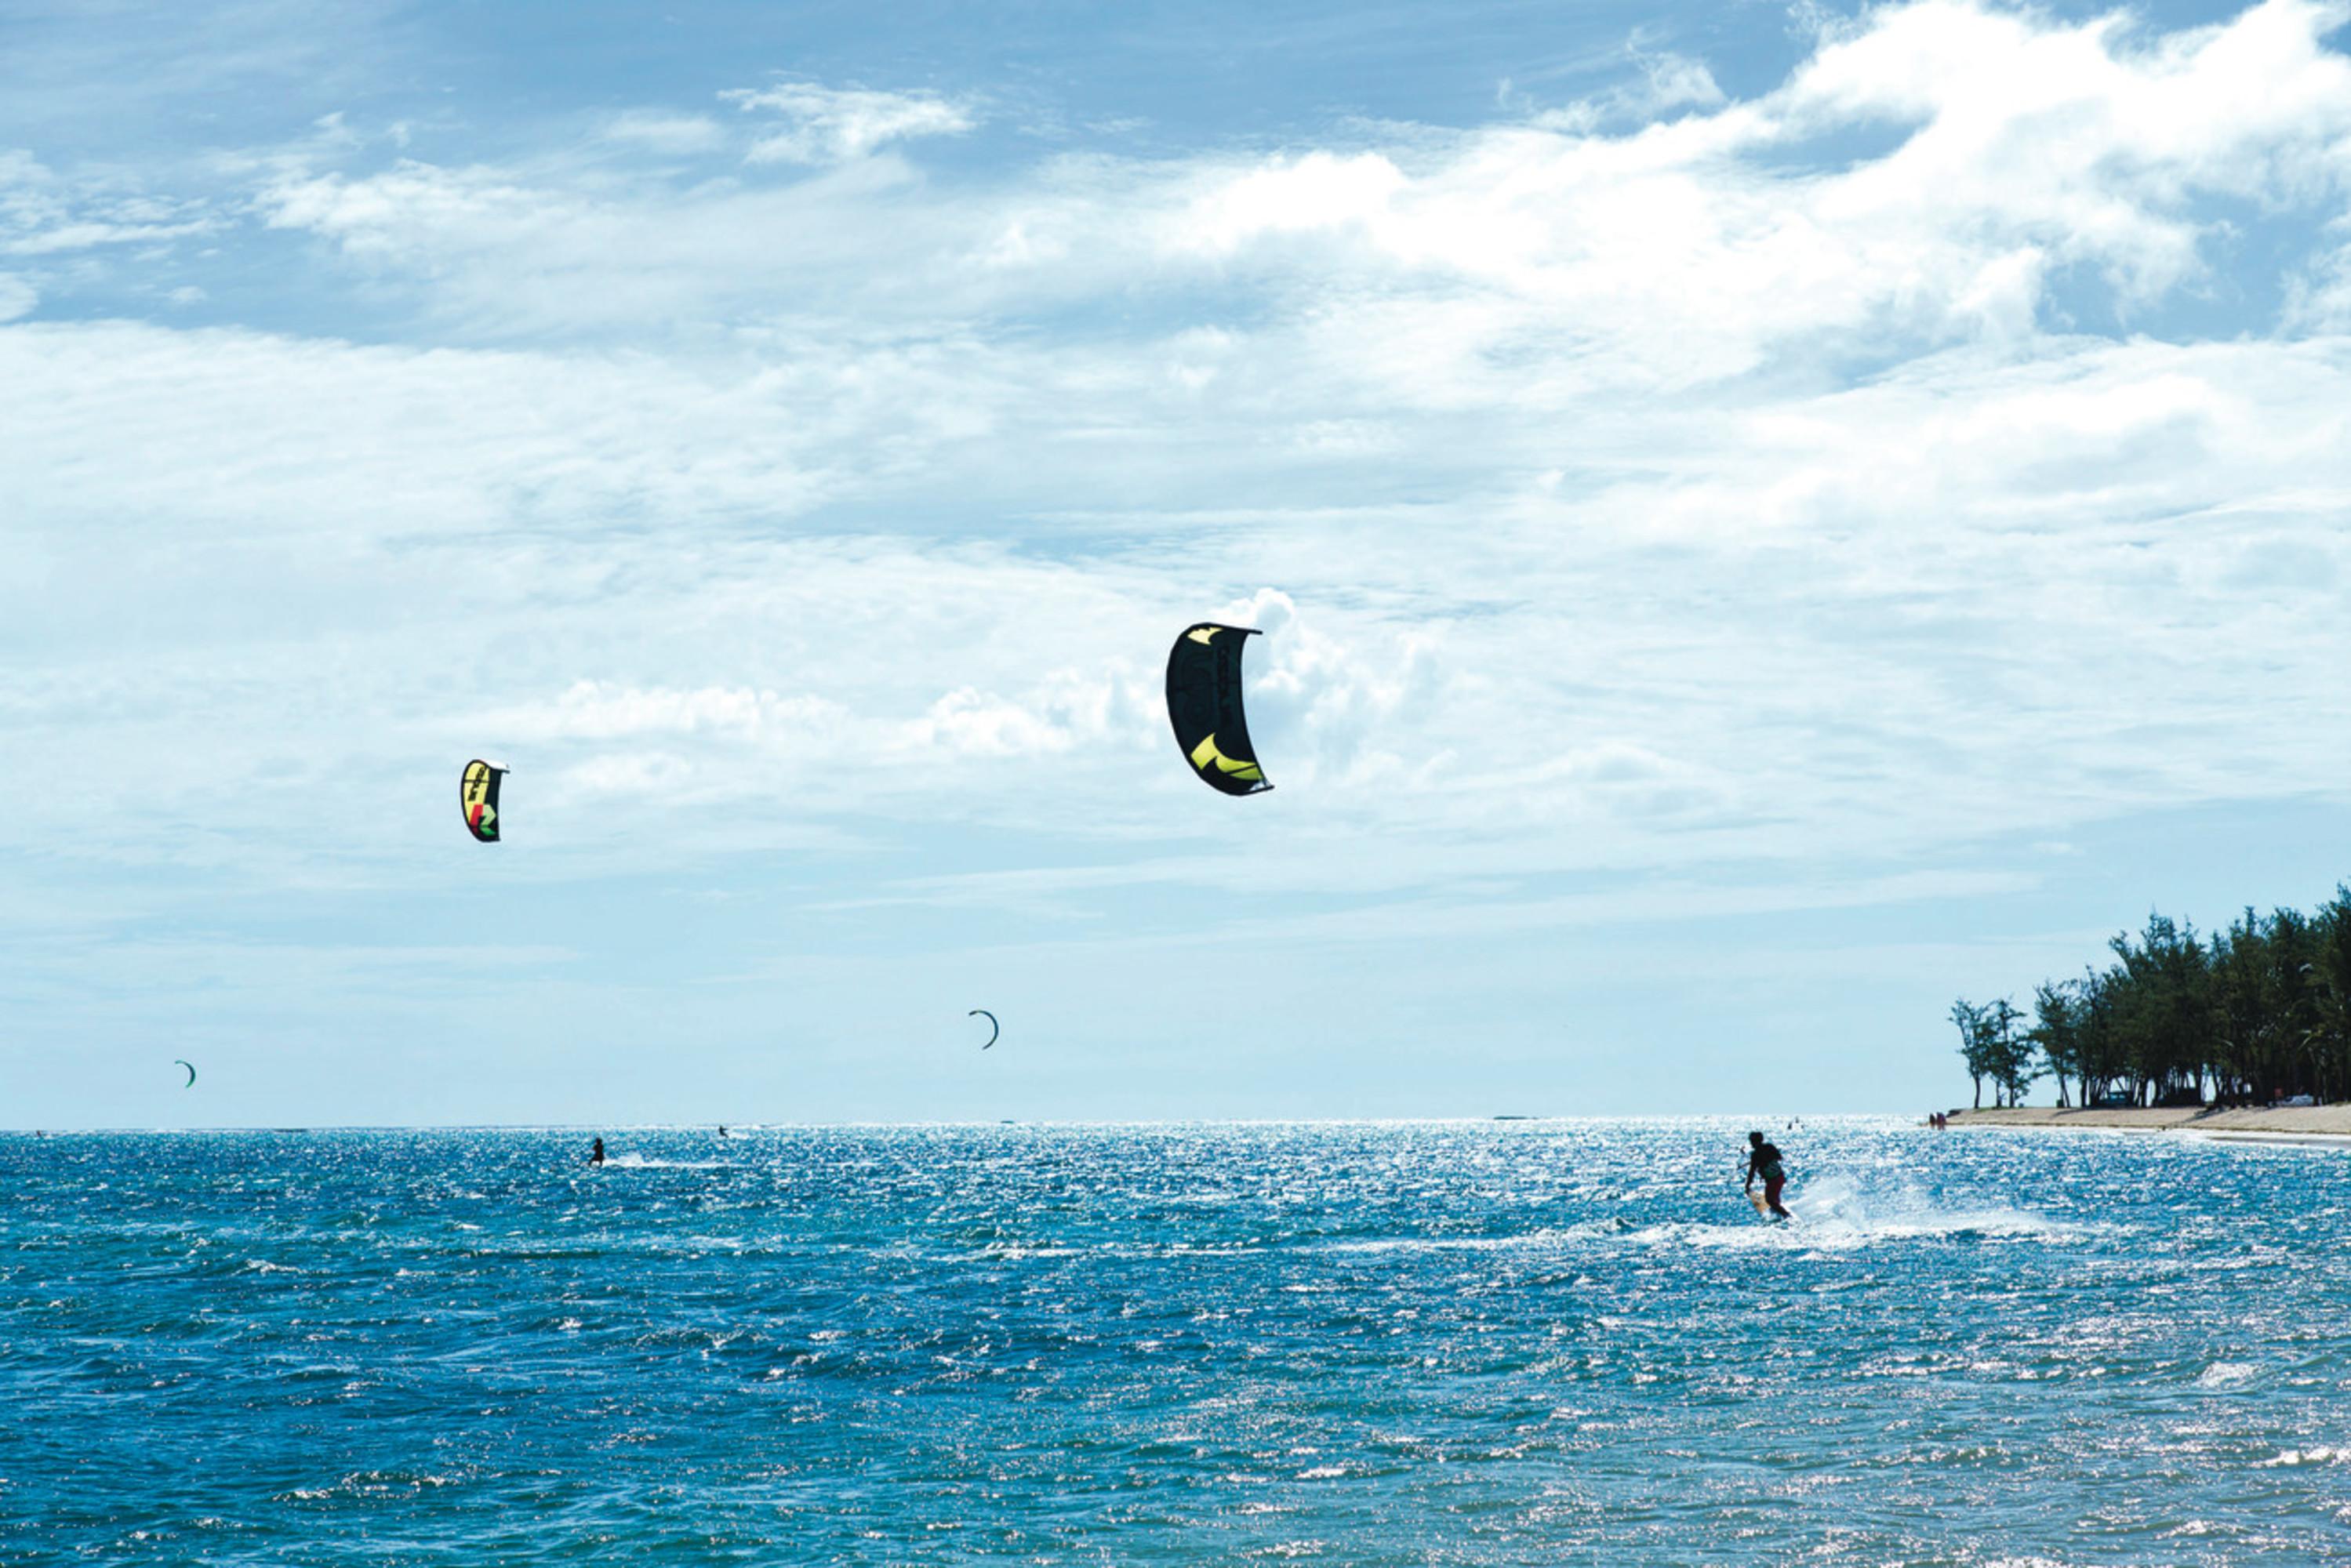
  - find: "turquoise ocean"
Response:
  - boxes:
[5,1119,2348,1564]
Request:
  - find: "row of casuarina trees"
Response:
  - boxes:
[1952,887,2351,1110]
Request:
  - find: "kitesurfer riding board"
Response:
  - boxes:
[1744,1131,1792,1221]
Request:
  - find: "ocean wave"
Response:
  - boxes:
[9,1119,2342,1564]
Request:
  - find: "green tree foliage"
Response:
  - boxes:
[1951,996,2040,1108]
[1951,999,1993,1109]
[1988,997,2039,1107]
[2029,982,2081,1108]
[1956,887,2351,1107]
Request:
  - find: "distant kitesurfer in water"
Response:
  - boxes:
[588,1137,605,1167]
[1745,1131,1791,1220]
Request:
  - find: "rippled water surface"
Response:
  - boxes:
[5,1120,2349,1565]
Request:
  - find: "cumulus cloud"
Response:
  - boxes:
[1174,151,1408,256]
[1161,0,2351,389]
[217,1,2351,393]
[1218,590,1450,791]
[5,0,2351,913]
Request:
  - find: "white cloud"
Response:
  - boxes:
[223,1,2351,401]
[1174,151,1408,255]
[723,82,978,165]
[5,0,2351,918]
[504,681,843,740]
[1215,589,1450,793]
[1162,0,2351,392]
[1631,50,1727,114]
[2287,234,2351,328]
[1534,42,1728,128]
[0,147,215,258]
[601,111,729,156]
[258,160,552,263]
[901,687,1086,760]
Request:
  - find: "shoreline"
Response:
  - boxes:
[1947,1105,2351,1142]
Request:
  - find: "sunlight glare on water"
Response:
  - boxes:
[4,1118,2349,1564]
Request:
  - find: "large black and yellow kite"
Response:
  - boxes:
[460,760,507,843]
[1165,622,1271,795]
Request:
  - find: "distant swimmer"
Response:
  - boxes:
[588,1137,605,1167]
[1745,1131,1791,1221]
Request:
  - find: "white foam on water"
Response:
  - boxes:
[1320,1226,1588,1255]
[1631,1174,2080,1251]
[969,1242,1083,1260]
[2195,1360,2258,1388]
[1620,1221,1779,1251]
[2258,1445,2340,1467]
[2189,1131,2351,1150]
[1776,1172,2080,1244]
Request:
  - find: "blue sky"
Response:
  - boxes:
[4,0,2349,1127]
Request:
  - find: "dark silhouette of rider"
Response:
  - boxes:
[1745,1131,1790,1219]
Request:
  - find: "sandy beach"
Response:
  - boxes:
[1947,1105,2351,1143]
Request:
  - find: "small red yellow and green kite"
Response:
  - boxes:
[461,760,507,843]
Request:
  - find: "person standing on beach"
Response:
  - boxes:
[1745,1131,1791,1219]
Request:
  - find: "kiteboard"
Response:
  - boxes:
[1749,1190,1771,1218]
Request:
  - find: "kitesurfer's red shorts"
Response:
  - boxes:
[1764,1176,1786,1210]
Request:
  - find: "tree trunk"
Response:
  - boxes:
[1973,1076,1983,1109]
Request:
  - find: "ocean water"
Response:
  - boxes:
[4,1119,2349,1566]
